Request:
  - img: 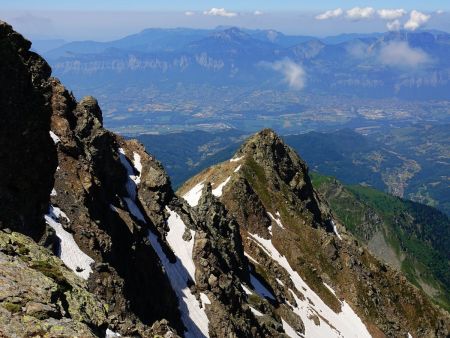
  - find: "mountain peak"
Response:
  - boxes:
[212,27,251,41]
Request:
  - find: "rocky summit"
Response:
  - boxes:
[0,20,450,338]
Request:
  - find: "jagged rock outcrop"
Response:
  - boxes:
[192,184,267,337]
[0,230,107,337]
[179,129,450,338]
[0,21,183,337]
[0,21,57,240]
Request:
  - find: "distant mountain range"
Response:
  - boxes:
[43,27,450,100]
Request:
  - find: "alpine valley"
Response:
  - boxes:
[1,20,450,338]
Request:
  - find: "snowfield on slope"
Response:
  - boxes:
[182,155,243,207]
[45,205,94,280]
[119,149,210,336]
[118,148,146,222]
[148,208,210,338]
[183,181,204,207]
[212,176,231,197]
[249,232,371,338]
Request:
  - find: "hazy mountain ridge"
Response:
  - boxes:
[45,27,450,100]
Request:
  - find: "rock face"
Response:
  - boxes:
[0,230,107,337]
[193,184,265,337]
[0,21,57,240]
[0,20,184,337]
[179,129,450,338]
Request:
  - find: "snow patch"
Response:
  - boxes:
[267,211,286,230]
[250,306,264,317]
[183,181,205,207]
[148,229,209,338]
[50,188,57,197]
[212,176,231,197]
[331,220,342,240]
[118,148,146,223]
[407,333,413,338]
[133,152,142,174]
[276,278,285,286]
[230,156,244,162]
[123,197,146,222]
[49,131,60,144]
[105,328,121,337]
[249,232,371,338]
[241,283,253,295]
[250,272,275,300]
[165,207,196,281]
[200,292,211,306]
[45,206,94,280]
[247,236,272,257]
[282,318,303,337]
[234,164,242,173]
[323,282,337,297]
[244,252,260,265]
[119,148,140,196]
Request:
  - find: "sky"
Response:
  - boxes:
[1,1,449,41]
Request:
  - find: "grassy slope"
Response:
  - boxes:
[311,172,450,312]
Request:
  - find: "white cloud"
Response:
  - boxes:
[265,59,306,90]
[184,11,195,16]
[254,10,264,16]
[436,10,445,15]
[315,8,343,20]
[377,9,406,20]
[346,7,375,20]
[404,10,430,31]
[386,19,401,31]
[203,8,237,18]
[378,41,431,68]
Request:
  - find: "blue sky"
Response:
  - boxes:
[1,1,449,41]
[3,0,449,11]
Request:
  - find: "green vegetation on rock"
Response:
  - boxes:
[312,172,450,311]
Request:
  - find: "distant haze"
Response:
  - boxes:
[1,9,449,41]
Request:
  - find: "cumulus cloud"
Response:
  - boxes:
[254,10,264,16]
[378,41,431,68]
[404,10,430,31]
[264,59,306,90]
[346,7,375,20]
[184,11,195,16]
[386,19,401,31]
[377,9,406,20]
[315,8,343,20]
[203,8,237,17]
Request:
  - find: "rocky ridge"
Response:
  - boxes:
[0,21,275,337]
[179,129,450,337]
